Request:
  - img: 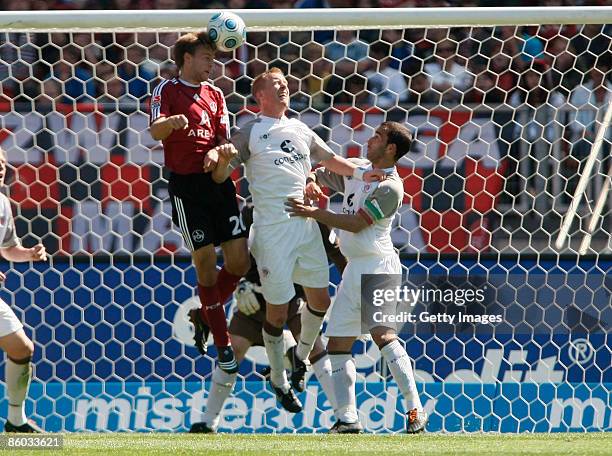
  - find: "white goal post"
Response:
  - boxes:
[0,7,610,434]
[0,6,611,31]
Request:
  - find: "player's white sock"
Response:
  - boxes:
[329,353,358,423]
[296,305,326,361]
[380,339,423,411]
[6,358,32,426]
[311,354,337,411]
[201,367,237,429]
[262,328,290,391]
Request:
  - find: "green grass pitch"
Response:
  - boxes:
[5,433,610,455]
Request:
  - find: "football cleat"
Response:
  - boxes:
[406,408,428,434]
[287,345,307,393]
[328,420,363,434]
[269,381,303,414]
[218,345,239,374]
[189,422,216,434]
[188,308,210,356]
[4,419,44,433]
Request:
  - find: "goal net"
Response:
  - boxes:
[0,7,610,433]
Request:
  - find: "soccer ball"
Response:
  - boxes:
[207,11,247,53]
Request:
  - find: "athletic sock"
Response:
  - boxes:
[296,305,326,361]
[196,283,211,325]
[201,367,237,429]
[6,357,31,426]
[329,353,358,423]
[198,283,230,347]
[216,266,241,306]
[380,339,422,411]
[262,323,290,392]
[311,352,337,411]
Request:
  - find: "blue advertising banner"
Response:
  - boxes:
[1,380,609,433]
[0,256,609,432]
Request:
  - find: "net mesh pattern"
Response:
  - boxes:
[0,23,610,433]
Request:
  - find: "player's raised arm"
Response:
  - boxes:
[149,114,189,141]
[211,122,253,184]
[0,243,47,263]
[0,174,47,263]
[320,155,386,183]
[149,76,189,141]
[309,133,385,183]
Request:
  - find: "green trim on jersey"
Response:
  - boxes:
[364,198,384,221]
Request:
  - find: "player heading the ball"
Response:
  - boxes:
[149,31,250,374]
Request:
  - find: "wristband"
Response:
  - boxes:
[353,166,367,180]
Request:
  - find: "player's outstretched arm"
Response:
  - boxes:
[149,115,188,141]
[285,198,370,233]
[0,243,48,263]
[320,155,385,182]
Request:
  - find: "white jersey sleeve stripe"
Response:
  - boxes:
[173,195,194,252]
[204,81,230,140]
[150,79,170,122]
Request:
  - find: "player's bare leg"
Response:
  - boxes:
[190,334,251,433]
[326,336,362,434]
[263,303,302,413]
[191,244,238,373]
[218,238,250,305]
[0,329,42,433]
[371,326,427,434]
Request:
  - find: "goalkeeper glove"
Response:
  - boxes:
[234,279,262,315]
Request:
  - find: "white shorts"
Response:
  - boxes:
[250,217,329,304]
[325,254,401,338]
[0,298,23,338]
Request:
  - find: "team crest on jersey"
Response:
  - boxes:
[280,140,296,154]
[151,94,161,108]
[192,230,205,243]
[210,101,217,112]
[200,111,210,127]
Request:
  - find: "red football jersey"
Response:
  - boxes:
[150,78,230,175]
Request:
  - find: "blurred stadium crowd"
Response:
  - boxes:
[1,2,609,157]
[2,0,611,11]
[0,3,609,111]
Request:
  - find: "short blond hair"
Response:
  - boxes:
[251,67,285,102]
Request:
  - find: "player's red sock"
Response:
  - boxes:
[216,266,242,305]
[196,285,211,326]
[198,284,230,347]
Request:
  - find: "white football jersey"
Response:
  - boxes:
[315,158,403,259]
[231,115,335,226]
[0,193,20,249]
